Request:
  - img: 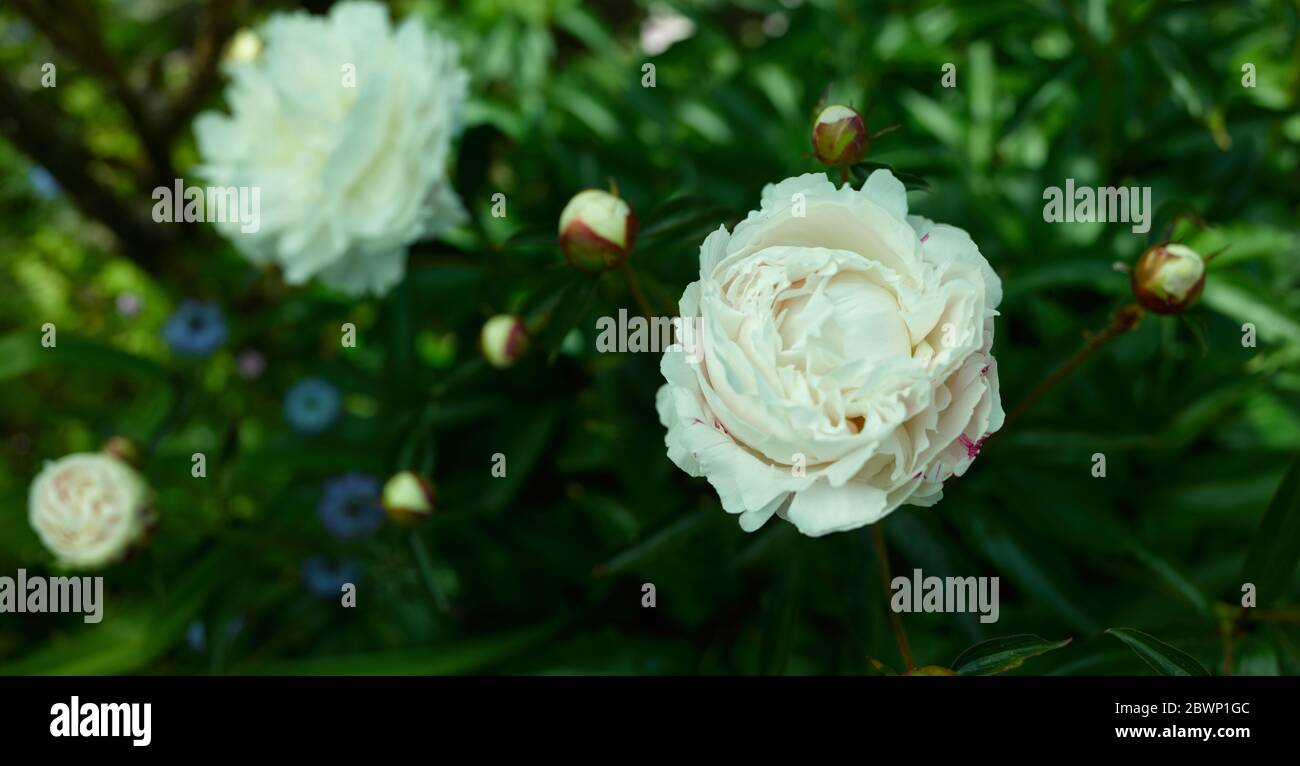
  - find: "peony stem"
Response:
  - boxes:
[998,302,1145,438]
[621,263,657,321]
[409,532,449,614]
[871,522,915,672]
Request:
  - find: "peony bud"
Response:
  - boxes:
[382,471,436,524]
[480,314,528,368]
[101,435,140,466]
[224,28,262,65]
[29,453,154,570]
[1131,243,1206,315]
[905,666,958,676]
[558,190,637,272]
[812,104,869,167]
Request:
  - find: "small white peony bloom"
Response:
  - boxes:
[29,453,154,569]
[656,171,1004,537]
[195,1,468,297]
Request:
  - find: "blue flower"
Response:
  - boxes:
[28,166,60,199]
[301,557,359,598]
[317,472,385,538]
[284,377,341,433]
[163,300,228,357]
[185,620,207,652]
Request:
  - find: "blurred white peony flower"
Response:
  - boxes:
[194,1,468,297]
[657,171,1004,537]
[29,453,154,569]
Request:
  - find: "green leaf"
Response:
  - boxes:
[1105,627,1211,676]
[959,511,1100,633]
[1202,279,1300,346]
[594,511,711,577]
[480,406,559,513]
[4,549,236,675]
[1128,542,1213,618]
[759,543,803,675]
[1242,451,1300,606]
[952,634,1072,675]
[899,90,963,149]
[0,332,167,382]
[235,621,563,675]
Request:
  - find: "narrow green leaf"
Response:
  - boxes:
[899,90,963,149]
[759,544,803,675]
[952,634,1072,676]
[1242,451,1300,606]
[1128,542,1213,618]
[236,622,563,675]
[1202,279,1300,346]
[0,333,167,382]
[594,511,710,577]
[1105,627,1211,676]
[4,550,236,675]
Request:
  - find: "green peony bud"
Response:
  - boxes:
[812,104,869,167]
[558,189,637,272]
[1131,243,1206,315]
[480,314,528,369]
[382,470,435,524]
[905,666,958,676]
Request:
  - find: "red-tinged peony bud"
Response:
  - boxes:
[558,190,637,272]
[480,314,529,368]
[1131,243,1206,315]
[382,470,435,524]
[812,105,869,167]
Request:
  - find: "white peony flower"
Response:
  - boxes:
[194,1,468,297]
[656,171,1004,537]
[29,453,154,569]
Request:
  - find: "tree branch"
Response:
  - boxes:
[0,73,175,272]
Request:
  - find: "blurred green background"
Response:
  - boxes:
[1,0,1298,675]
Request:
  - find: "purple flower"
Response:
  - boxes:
[318,472,384,538]
[236,349,267,380]
[116,292,142,317]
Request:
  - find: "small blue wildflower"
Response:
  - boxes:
[224,616,245,638]
[28,166,60,199]
[284,377,341,433]
[185,620,207,652]
[318,472,385,538]
[301,557,360,598]
[163,300,228,357]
